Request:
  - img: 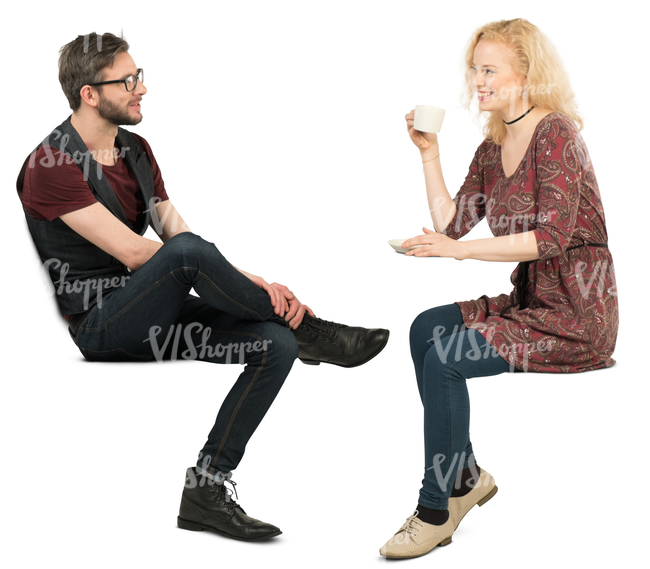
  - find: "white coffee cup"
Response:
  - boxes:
[414,105,446,134]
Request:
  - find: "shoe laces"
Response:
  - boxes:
[211,479,239,505]
[400,511,423,536]
[299,315,341,343]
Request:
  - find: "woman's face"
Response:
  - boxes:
[472,41,528,119]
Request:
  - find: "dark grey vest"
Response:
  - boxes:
[17,117,155,315]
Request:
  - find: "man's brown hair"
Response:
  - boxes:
[58,32,130,111]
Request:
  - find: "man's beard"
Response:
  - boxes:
[97,96,142,126]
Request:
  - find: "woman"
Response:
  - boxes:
[379,18,618,559]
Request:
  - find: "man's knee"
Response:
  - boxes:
[165,232,203,251]
[162,232,222,265]
[256,325,299,363]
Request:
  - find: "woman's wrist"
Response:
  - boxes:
[420,145,440,162]
[454,240,470,261]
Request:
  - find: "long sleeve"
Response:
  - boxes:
[442,144,487,240]
[532,121,581,260]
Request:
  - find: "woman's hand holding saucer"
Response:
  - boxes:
[403,227,467,260]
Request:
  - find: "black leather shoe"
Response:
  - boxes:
[292,314,389,367]
[177,467,281,541]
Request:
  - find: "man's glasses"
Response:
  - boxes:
[88,69,144,92]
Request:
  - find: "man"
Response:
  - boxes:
[17,32,389,542]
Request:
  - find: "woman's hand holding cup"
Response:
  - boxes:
[406,109,439,159]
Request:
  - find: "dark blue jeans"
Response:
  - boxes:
[72,232,298,476]
[409,304,511,510]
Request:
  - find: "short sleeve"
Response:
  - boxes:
[21,146,98,221]
[532,120,581,260]
[442,145,487,240]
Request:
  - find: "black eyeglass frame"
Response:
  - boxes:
[88,69,143,92]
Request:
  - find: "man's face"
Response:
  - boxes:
[96,51,147,126]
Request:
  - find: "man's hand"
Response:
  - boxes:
[237,269,289,316]
[236,269,314,326]
[270,282,314,329]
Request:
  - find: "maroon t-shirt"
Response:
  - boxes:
[21,132,169,321]
[21,132,169,226]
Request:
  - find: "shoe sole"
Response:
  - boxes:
[177,516,282,542]
[299,330,390,368]
[452,484,498,530]
[382,535,453,559]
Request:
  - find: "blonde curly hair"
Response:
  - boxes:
[463,18,583,145]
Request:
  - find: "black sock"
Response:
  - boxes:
[450,464,482,498]
[415,504,449,525]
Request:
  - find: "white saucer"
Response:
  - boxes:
[388,239,424,254]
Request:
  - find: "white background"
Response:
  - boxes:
[1,1,647,568]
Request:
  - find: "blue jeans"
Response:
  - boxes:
[409,304,511,509]
[72,232,299,476]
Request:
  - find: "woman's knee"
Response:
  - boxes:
[423,328,504,384]
[422,328,476,379]
[410,304,462,348]
[423,337,452,376]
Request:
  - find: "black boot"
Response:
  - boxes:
[292,314,389,367]
[177,467,281,541]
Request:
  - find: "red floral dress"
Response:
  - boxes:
[444,112,618,372]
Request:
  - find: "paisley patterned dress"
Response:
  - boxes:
[443,112,618,372]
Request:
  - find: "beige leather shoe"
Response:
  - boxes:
[448,468,498,530]
[379,511,454,559]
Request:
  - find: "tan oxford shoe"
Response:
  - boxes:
[379,511,454,559]
[448,468,498,530]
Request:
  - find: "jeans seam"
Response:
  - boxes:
[80,269,190,331]
[424,334,476,504]
[81,266,268,333]
[195,269,267,321]
[81,345,154,361]
[210,330,269,469]
[443,361,453,498]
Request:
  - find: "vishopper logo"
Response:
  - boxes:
[144,197,191,235]
[486,208,557,234]
[427,322,556,373]
[143,322,273,364]
[425,453,486,493]
[432,195,556,239]
[28,129,130,181]
[479,72,557,116]
[42,258,129,310]
[573,260,617,299]
[83,33,103,54]
[184,453,233,489]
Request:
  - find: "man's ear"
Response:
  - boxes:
[79,85,99,108]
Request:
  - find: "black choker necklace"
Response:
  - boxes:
[503,106,535,125]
